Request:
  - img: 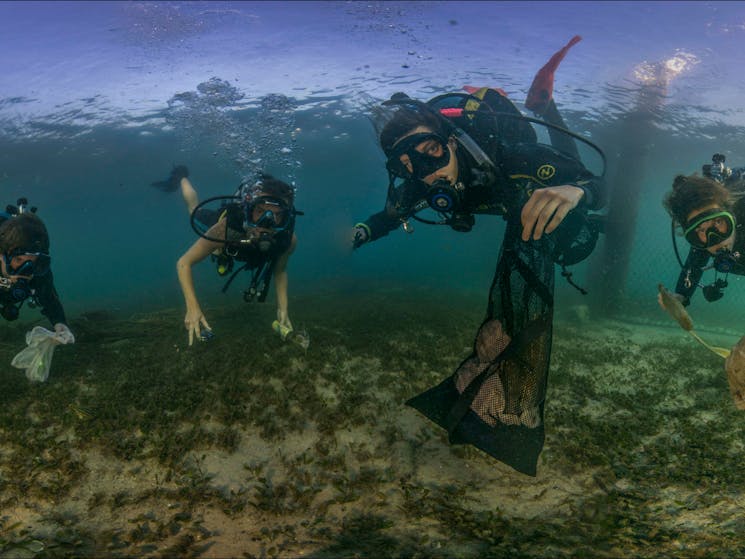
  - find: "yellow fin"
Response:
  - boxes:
[689,331,730,359]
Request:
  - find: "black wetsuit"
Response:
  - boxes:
[674,196,745,306]
[0,270,67,326]
[359,132,605,243]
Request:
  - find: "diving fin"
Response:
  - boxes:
[150,164,190,192]
[525,35,582,115]
[689,331,731,359]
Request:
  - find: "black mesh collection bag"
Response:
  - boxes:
[407,216,556,476]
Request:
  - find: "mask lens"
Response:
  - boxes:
[386,133,450,180]
[409,149,450,180]
[14,260,34,276]
[246,198,290,230]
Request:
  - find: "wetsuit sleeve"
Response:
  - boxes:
[356,180,424,242]
[358,207,401,242]
[573,171,605,211]
[553,153,605,211]
[674,248,710,306]
[32,271,67,326]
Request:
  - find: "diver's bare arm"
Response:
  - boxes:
[273,234,297,328]
[180,177,199,215]
[177,240,214,307]
[176,221,224,343]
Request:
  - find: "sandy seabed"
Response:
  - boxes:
[0,292,743,558]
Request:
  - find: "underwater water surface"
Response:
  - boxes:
[1,1,745,557]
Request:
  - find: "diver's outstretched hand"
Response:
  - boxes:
[351,224,370,250]
[151,164,190,192]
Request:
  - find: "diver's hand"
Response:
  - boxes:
[521,185,584,241]
[351,224,370,249]
[272,320,294,340]
[184,308,211,346]
[53,323,75,345]
[273,309,293,340]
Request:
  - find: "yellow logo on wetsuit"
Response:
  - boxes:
[537,164,556,180]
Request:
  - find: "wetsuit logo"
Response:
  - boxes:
[537,164,556,180]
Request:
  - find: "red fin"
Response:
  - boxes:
[525,35,582,114]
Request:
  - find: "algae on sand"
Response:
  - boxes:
[1,292,745,558]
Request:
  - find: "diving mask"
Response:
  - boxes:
[386,132,451,181]
[2,249,50,278]
[683,209,735,249]
[243,196,292,231]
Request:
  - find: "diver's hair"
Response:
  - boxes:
[256,173,294,205]
[380,106,449,158]
[663,174,733,226]
[0,213,50,254]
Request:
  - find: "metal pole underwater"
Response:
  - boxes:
[589,65,668,316]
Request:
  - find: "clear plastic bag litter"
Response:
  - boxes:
[11,326,72,382]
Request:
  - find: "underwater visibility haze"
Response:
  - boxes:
[2,1,745,557]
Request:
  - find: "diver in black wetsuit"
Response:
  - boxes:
[352,90,605,248]
[350,87,606,475]
[0,202,73,339]
[660,155,745,309]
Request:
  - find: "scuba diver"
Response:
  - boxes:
[351,88,604,246]
[659,154,745,310]
[0,199,74,341]
[702,152,745,187]
[152,166,299,346]
[349,81,606,475]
